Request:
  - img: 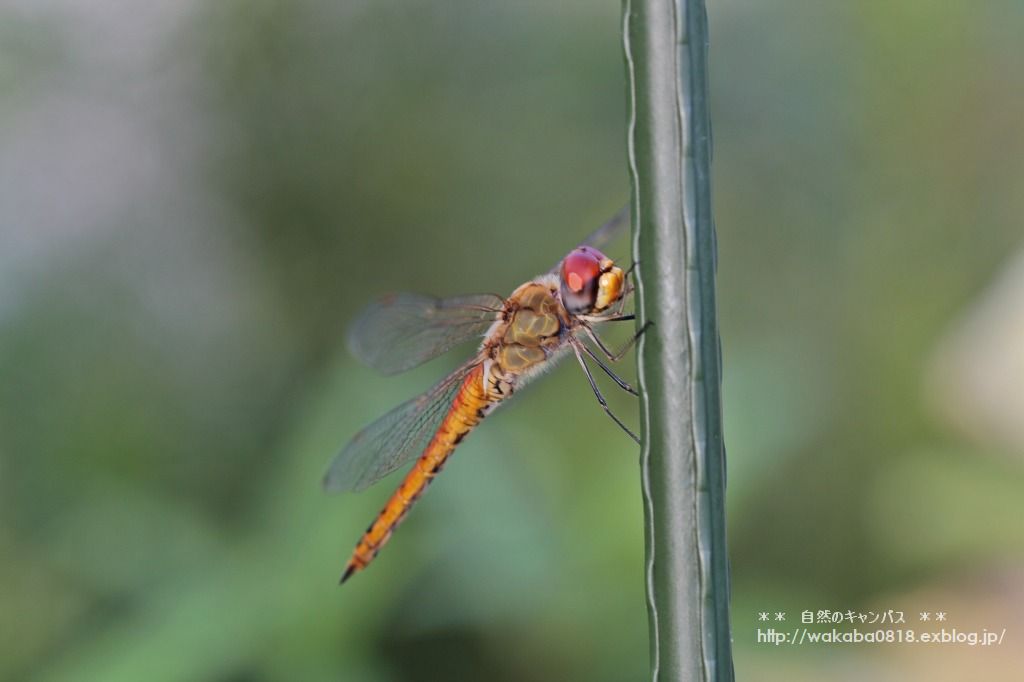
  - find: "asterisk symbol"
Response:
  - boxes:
[775,612,786,621]
[758,612,769,621]
[935,612,946,621]
[919,612,930,621]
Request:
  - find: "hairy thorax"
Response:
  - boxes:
[482,280,569,399]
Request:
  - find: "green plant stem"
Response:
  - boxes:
[624,0,733,680]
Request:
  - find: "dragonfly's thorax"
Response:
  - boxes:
[482,278,570,400]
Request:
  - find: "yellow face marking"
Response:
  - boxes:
[594,263,625,312]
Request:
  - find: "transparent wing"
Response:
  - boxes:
[323,361,479,493]
[548,205,629,274]
[347,293,503,375]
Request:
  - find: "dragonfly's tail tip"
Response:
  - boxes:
[339,564,357,585]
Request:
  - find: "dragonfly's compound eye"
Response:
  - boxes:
[560,247,604,314]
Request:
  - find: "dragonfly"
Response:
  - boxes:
[324,208,643,584]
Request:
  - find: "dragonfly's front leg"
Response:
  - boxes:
[583,321,649,363]
[612,260,639,316]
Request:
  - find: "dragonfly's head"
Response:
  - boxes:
[559,246,625,315]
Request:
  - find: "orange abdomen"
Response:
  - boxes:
[341,364,491,583]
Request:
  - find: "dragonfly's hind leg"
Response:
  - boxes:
[580,342,637,396]
[570,341,640,444]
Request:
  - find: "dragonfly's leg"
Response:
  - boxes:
[614,294,628,317]
[620,264,637,306]
[571,342,640,443]
[580,342,637,395]
[615,261,639,314]
[584,322,650,362]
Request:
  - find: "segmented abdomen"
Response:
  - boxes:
[341,363,492,583]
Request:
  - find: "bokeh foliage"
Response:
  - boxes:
[1,1,1023,680]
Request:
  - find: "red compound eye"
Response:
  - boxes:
[560,247,605,314]
[562,249,601,292]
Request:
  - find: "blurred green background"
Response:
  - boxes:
[2,1,1023,680]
